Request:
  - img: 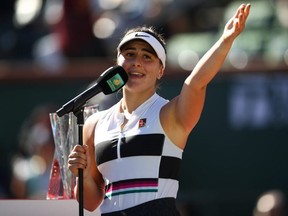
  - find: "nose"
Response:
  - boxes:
[132,54,142,67]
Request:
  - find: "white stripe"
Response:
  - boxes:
[99,156,161,182]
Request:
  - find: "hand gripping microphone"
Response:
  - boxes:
[56,65,128,117]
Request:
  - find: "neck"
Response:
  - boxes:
[121,89,155,113]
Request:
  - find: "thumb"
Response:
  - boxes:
[83,144,91,169]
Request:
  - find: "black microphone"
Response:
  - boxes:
[56,65,128,117]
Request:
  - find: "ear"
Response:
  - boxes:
[157,67,164,80]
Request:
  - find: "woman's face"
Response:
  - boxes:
[117,40,164,94]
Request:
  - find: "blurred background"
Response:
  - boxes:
[0,0,288,215]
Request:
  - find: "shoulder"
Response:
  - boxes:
[84,109,108,130]
[83,111,105,141]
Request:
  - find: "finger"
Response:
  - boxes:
[73,144,86,153]
[68,159,87,176]
[238,13,245,28]
[68,156,87,167]
[240,4,250,19]
[70,151,86,161]
[83,144,92,168]
[69,145,87,159]
[244,4,251,16]
[68,149,87,166]
[244,4,251,23]
[238,4,251,24]
[234,4,245,19]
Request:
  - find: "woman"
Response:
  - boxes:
[68,3,251,215]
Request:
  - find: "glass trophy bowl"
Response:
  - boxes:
[47,104,99,199]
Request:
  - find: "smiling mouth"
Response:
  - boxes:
[129,72,145,77]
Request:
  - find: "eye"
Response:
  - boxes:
[124,51,135,58]
[143,54,152,60]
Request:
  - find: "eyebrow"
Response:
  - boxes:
[122,46,157,56]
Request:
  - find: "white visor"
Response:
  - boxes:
[117,32,166,68]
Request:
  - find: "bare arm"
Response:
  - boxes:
[162,4,251,148]
[68,113,105,211]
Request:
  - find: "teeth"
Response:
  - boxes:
[130,72,143,76]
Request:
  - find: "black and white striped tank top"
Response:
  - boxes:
[94,93,183,214]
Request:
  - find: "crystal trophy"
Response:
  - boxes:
[47,104,99,199]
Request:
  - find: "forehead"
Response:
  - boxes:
[120,39,157,56]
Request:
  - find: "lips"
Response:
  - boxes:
[128,72,145,77]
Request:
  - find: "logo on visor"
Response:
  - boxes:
[135,33,150,38]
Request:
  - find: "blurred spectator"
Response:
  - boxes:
[253,190,288,216]
[9,104,56,199]
[33,0,107,72]
[1,0,232,63]
[50,0,106,58]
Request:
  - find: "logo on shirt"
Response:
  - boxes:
[138,118,147,128]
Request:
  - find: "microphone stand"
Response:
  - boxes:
[73,108,85,216]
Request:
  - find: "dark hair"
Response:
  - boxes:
[120,26,167,53]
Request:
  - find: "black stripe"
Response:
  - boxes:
[121,134,164,157]
[101,198,180,216]
[159,156,181,180]
[95,138,118,165]
[95,134,165,165]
